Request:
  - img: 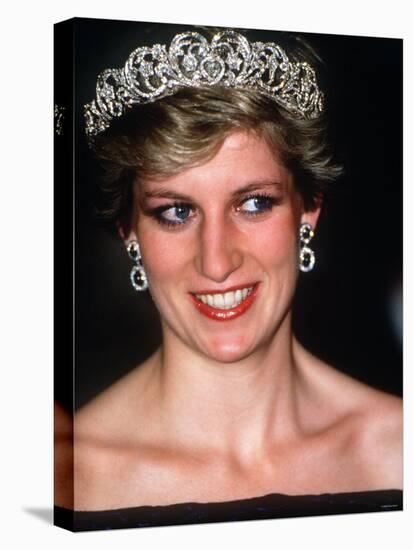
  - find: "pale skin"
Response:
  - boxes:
[63,131,402,511]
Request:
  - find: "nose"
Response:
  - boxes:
[194,213,243,283]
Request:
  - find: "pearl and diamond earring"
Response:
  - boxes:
[127,240,148,291]
[299,222,316,273]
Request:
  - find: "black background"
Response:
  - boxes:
[55,18,403,410]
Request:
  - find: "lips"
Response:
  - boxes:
[189,283,260,321]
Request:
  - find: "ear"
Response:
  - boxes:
[300,196,323,232]
[117,222,138,247]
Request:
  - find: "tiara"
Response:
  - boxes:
[84,30,324,138]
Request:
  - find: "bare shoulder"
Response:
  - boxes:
[73,353,161,511]
[335,381,403,493]
[75,350,160,440]
[74,393,137,511]
[355,385,403,489]
[74,394,119,511]
[296,343,403,490]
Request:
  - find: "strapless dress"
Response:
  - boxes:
[54,489,403,532]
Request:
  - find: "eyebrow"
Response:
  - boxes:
[142,181,283,202]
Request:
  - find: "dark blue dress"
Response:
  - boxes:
[54,489,402,532]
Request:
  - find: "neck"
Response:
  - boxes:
[150,315,306,462]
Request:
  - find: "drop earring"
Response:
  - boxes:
[299,223,316,273]
[127,240,148,291]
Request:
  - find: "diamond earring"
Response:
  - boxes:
[127,240,148,291]
[299,223,316,273]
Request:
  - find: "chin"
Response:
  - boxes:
[200,336,256,364]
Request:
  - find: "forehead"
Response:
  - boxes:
[140,130,291,196]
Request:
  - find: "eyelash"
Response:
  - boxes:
[148,193,280,229]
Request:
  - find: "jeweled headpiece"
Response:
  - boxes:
[84,30,324,139]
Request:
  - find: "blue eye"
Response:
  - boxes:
[151,203,194,228]
[148,193,278,230]
[162,205,191,222]
[239,194,276,215]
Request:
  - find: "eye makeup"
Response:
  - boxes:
[141,190,283,230]
[235,193,282,216]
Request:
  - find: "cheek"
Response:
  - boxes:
[250,211,299,268]
[138,225,190,285]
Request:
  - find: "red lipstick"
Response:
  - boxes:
[189,283,260,321]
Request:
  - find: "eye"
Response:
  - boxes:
[150,203,195,228]
[237,193,278,215]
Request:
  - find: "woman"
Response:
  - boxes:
[56,26,402,530]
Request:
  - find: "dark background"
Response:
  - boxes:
[55,18,402,411]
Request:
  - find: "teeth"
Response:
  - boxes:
[213,294,225,308]
[195,286,253,309]
[224,291,234,308]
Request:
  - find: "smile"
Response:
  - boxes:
[189,283,260,321]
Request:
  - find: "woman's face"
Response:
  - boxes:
[128,130,320,363]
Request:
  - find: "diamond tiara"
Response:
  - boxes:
[84,30,324,138]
